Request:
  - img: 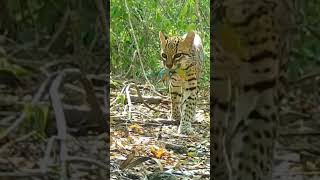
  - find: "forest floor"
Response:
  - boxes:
[109,77,210,180]
[108,73,320,180]
[0,39,109,179]
[273,76,320,180]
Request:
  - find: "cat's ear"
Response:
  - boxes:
[183,31,195,48]
[159,31,167,44]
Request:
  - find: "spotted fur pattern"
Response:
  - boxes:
[212,0,292,179]
[159,31,204,134]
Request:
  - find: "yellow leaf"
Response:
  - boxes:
[187,151,197,158]
[128,124,144,134]
[150,146,167,159]
[177,68,186,79]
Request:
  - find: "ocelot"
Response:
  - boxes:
[213,0,292,180]
[159,31,204,134]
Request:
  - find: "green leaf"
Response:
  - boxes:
[179,2,189,19]
[23,104,49,139]
[117,94,126,105]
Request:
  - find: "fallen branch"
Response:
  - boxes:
[128,95,169,105]
[130,83,167,113]
[289,71,320,86]
[110,117,177,126]
[111,92,169,105]
[280,110,311,118]
[49,71,68,179]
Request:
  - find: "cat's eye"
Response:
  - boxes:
[161,53,167,59]
[174,53,182,59]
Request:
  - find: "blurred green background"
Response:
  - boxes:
[110,0,210,88]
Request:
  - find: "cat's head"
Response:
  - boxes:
[159,31,195,69]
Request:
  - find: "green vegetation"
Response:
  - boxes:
[1,0,104,57]
[289,0,320,79]
[110,0,210,87]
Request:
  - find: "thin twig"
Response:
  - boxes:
[110,84,127,107]
[44,9,70,51]
[289,71,320,86]
[124,50,137,78]
[112,118,178,126]
[125,83,133,120]
[80,72,106,130]
[223,133,232,180]
[280,110,311,118]
[94,0,107,35]
[124,0,162,98]
[40,136,58,173]
[49,72,68,179]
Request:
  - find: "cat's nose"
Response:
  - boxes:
[166,62,173,69]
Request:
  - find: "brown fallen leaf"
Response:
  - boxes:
[120,150,163,171]
[121,156,152,170]
[120,150,136,170]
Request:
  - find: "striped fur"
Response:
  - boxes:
[213,0,292,180]
[159,31,204,134]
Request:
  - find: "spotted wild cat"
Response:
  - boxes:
[159,31,204,134]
